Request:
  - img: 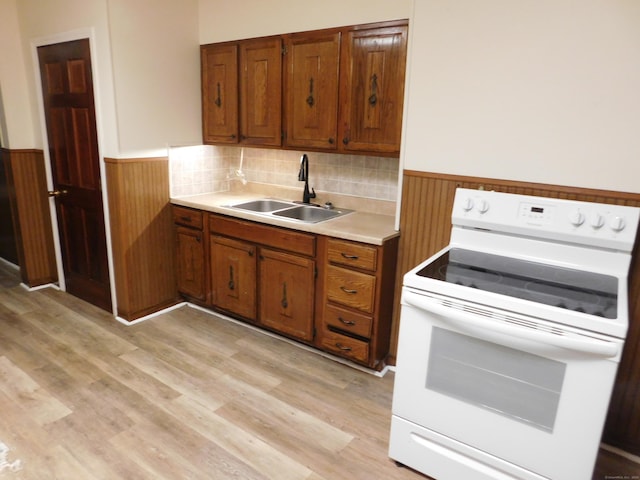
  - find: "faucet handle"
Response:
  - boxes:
[310,187,316,199]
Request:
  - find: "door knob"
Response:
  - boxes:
[48,189,68,197]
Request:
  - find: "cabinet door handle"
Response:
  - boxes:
[340,253,359,260]
[281,282,288,309]
[214,82,222,107]
[335,343,352,352]
[228,266,235,290]
[306,77,314,107]
[368,73,378,106]
[338,317,356,326]
[340,286,358,295]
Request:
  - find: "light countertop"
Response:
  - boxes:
[171,191,399,245]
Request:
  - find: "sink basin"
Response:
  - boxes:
[272,205,351,223]
[227,198,352,223]
[230,199,295,212]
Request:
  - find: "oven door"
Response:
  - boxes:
[390,287,624,480]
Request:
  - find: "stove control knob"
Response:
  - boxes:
[569,210,585,227]
[609,216,626,232]
[590,213,605,229]
[462,198,474,212]
[477,199,490,214]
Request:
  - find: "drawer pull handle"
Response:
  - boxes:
[341,253,359,260]
[338,317,356,326]
[340,286,358,295]
[335,343,352,352]
[180,216,191,222]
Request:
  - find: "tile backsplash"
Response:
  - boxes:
[169,145,399,202]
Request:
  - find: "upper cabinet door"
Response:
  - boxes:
[339,24,408,154]
[284,31,340,150]
[201,43,239,144]
[239,37,283,146]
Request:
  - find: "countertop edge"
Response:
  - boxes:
[171,193,399,246]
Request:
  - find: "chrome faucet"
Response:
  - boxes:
[298,154,316,204]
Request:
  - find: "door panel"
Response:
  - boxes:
[38,39,111,312]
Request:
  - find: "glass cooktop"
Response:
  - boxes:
[416,248,618,319]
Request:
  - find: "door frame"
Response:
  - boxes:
[30,28,117,314]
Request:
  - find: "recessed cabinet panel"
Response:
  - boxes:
[260,248,315,341]
[285,32,340,149]
[239,37,282,146]
[176,226,205,301]
[201,43,239,144]
[211,234,257,320]
[339,24,408,154]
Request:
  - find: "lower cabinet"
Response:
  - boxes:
[259,248,315,342]
[174,208,398,370]
[210,235,257,320]
[174,206,207,303]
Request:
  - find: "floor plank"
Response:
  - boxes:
[0,262,638,479]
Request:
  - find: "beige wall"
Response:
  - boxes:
[6,0,201,157]
[0,0,36,148]
[401,0,640,194]
[198,0,412,44]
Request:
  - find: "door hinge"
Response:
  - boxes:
[282,46,287,56]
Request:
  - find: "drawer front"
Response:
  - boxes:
[321,330,369,364]
[327,238,377,272]
[210,214,315,257]
[324,304,373,338]
[326,265,375,313]
[173,206,203,229]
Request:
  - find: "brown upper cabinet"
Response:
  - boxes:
[284,31,341,150]
[201,37,282,146]
[338,23,408,154]
[201,20,408,155]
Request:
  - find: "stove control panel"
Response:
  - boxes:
[452,188,640,252]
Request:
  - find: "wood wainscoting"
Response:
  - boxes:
[1,148,57,286]
[105,157,179,321]
[393,169,640,456]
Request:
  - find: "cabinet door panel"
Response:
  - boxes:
[285,32,340,149]
[201,43,239,144]
[260,248,314,341]
[211,235,256,320]
[239,37,282,146]
[176,226,205,301]
[339,25,408,153]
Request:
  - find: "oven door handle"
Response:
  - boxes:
[403,291,619,358]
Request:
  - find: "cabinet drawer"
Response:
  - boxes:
[173,206,203,229]
[321,330,369,364]
[326,265,375,313]
[210,214,315,257]
[324,304,372,339]
[327,238,377,272]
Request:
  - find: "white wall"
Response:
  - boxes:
[198,0,412,44]
[10,0,201,158]
[0,0,37,148]
[402,0,640,194]
[107,0,201,156]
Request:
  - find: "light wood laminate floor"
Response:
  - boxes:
[0,262,638,479]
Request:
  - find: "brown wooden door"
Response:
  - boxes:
[239,37,282,146]
[201,43,239,144]
[38,39,112,312]
[284,31,340,150]
[259,247,315,342]
[210,234,256,320]
[339,23,408,154]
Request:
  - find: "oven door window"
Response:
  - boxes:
[427,327,567,432]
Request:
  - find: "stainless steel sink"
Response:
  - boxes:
[230,199,296,212]
[227,199,352,223]
[272,205,351,223]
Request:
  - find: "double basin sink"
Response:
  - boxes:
[226,199,352,224]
